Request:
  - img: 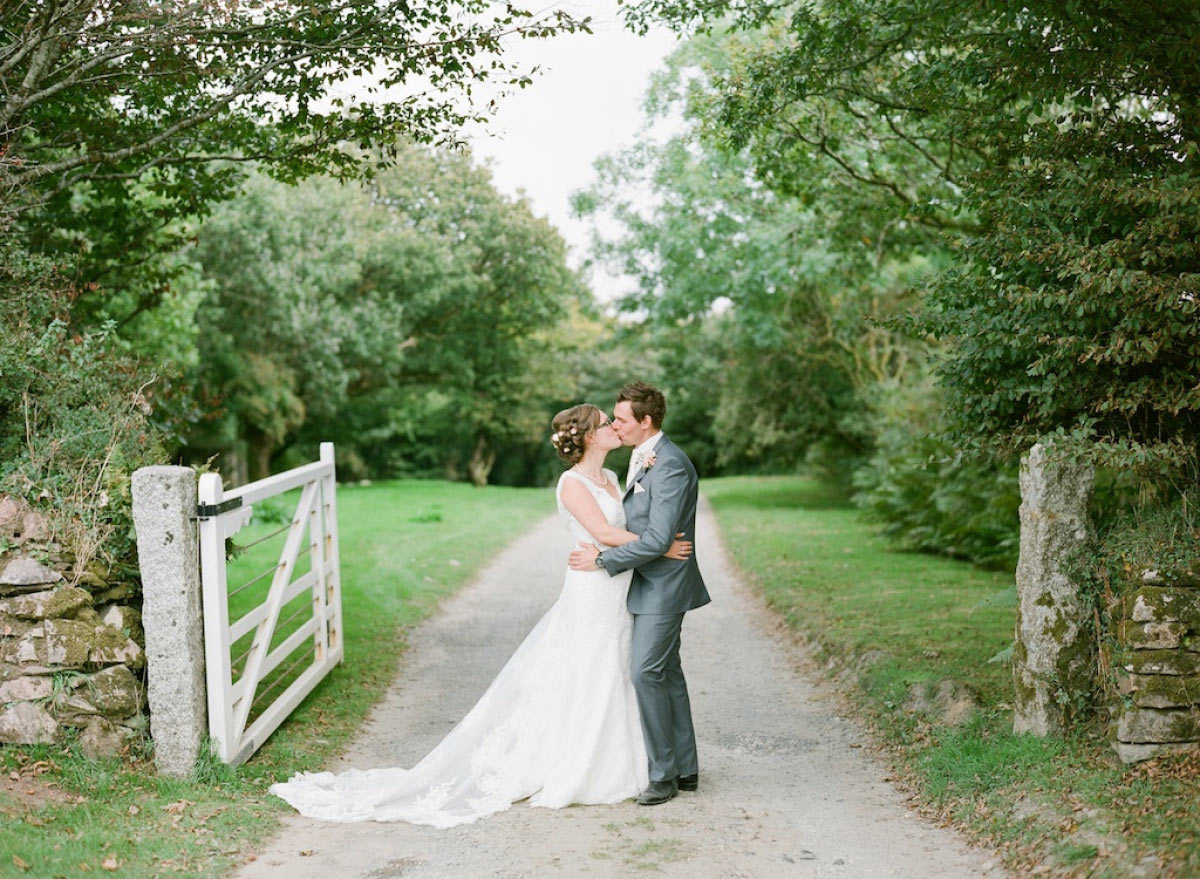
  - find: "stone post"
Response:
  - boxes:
[1013,443,1095,736]
[131,466,207,776]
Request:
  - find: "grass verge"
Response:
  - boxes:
[704,475,1199,879]
[0,479,551,878]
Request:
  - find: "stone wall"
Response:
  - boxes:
[1114,568,1200,762]
[0,496,147,758]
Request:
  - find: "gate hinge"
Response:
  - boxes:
[195,497,244,520]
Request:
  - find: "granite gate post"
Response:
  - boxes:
[1013,443,1095,736]
[131,466,207,776]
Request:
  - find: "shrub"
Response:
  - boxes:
[852,379,1020,570]
[0,243,165,573]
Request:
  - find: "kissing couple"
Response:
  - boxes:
[271,381,711,826]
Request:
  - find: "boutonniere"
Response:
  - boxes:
[642,451,657,472]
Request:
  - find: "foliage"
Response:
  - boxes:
[189,144,584,484]
[576,41,927,478]
[853,376,1021,570]
[628,0,1200,476]
[1,0,591,390]
[916,2,1200,471]
[1083,498,1200,592]
[0,241,165,569]
[1,0,588,219]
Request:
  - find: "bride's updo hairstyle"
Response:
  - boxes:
[550,404,603,465]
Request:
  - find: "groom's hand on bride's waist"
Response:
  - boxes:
[568,543,601,571]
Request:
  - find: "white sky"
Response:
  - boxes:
[462,2,681,299]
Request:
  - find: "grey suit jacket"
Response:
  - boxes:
[598,435,711,615]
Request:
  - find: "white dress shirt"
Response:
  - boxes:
[626,431,664,491]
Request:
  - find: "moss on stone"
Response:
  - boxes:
[92,582,136,603]
[0,613,34,640]
[55,664,142,718]
[0,585,91,620]
[1129,587,1200,626]
[1117,706,1200,743]
[1123,621,1187,650]
[1130,673,1200,708]
[1128,650,1200,676]
[86,623,144,669]
[69,605,103,625]
[40,619,94,667]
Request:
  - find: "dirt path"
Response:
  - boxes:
[236,499,1005,879]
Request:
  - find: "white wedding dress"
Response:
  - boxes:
[269,468,648,826]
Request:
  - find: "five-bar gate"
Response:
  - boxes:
[197,442,343,765]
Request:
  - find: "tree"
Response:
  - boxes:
[627,0,1200,476]
[576,34,926,478]
[1,0,590,351]
[189,144,583,484]
[2,0,587,217]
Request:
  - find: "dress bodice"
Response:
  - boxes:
[555,469,626,548]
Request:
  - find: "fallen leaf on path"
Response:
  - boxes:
[299,850,314,856]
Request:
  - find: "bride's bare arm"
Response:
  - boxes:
[559,479,692,559]
[560,479,638,546]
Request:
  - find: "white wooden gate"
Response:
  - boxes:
[197,442,343,765]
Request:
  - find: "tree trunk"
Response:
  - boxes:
[467,434,496,487]
[221,441,250,489]
[1012,442,1095,736]
[246,430,276,484]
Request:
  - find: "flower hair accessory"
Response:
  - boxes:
[550,430,579,457]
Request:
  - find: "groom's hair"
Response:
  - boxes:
[617,382,666,429]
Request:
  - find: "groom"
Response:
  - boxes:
[569,381,711,806]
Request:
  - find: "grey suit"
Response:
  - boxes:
[597,435,710,783]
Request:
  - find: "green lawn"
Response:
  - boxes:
[704,475,1199,879]
[0,479,552,878]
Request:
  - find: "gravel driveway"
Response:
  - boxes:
[235,498,1005,878]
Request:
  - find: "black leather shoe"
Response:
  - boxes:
[677,773,698,791]
[636,779,678,806]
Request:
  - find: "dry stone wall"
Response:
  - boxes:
[1115,568,1200,763]
[0,495,147,758]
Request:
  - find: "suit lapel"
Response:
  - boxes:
[624,434,671,499]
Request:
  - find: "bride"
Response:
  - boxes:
[269,404,693,826]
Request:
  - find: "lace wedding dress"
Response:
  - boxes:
[268,469,648,826]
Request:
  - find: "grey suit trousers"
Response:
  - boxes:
[631,611,698,783]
